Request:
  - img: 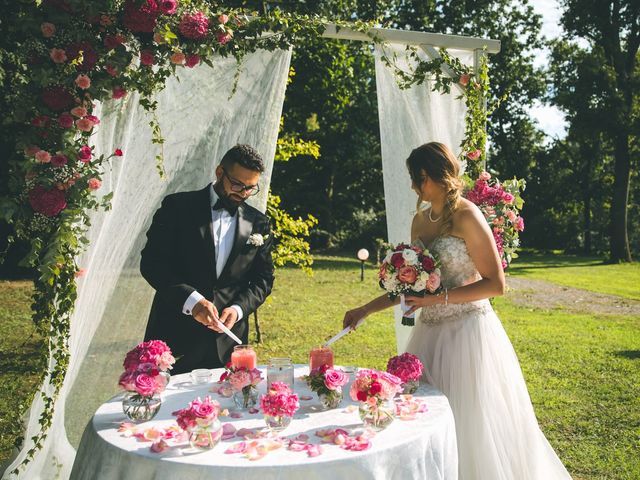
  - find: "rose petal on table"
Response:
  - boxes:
[245,445,267,461]
[236,428,256,438]
[343,405,358,413]
[150,439,169,453]
[222,423,237,440]
[293,433,309,442]
[224,441,247,454]
[118,422,137,437]
[299,395,313,401]
[142,427,165,441]
[306,444,323,457]
[162,426,183,439]
[229,411,243,418]
[288,442,308,452]
[248,407,260,414]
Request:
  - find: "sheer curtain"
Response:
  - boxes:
[374,44,474,353]
[4,49,291,480]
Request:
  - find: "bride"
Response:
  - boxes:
[343,142,571,479]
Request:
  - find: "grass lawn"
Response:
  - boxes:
[0,252,638,479]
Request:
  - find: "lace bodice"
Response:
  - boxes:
[419,236,492,324]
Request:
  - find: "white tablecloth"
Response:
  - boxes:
[70,366,457,480]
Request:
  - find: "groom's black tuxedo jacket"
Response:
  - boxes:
[140,184,274,374]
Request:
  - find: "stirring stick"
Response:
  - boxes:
[215,320,242,344]
[323,318,365,347]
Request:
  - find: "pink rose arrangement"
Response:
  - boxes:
[118,362,167,398]
[122,339,175,373]
[172,396,224,450]
[350,369,402,405]
[386,353,423,394]
[304,364,349,409]
[378,243,442,325]
[221,363,263,409]
[465,172,525,269]
[260,382,299,431]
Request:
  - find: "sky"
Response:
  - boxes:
[527,0,567,141]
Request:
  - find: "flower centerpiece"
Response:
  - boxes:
[118,357,169,422]
[260,382,299,431]
[386,353,424,394]
[221,364,263,409]
[123,339,175,383]
[304,364,349,409]
[350,369,402,431]
[172,396,223,450]
[379,243,442,326]
[465,171,525,269]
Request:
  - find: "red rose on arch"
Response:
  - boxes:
[122,0,159,33]
[28,185,67,217]
[66,41,99,71]
[41,86,74,112]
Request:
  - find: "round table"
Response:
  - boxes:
[70,365,458,480]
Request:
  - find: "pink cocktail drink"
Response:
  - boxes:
[231,345,257,369]
[309,346,334,371]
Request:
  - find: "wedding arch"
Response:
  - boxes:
[0,2,512,478]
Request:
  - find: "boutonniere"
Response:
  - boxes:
[247,233,268,247]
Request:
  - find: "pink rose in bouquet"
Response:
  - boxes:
[172,396,221,431]
[118,361,166,398]
[260,382,299,417]
[304,365,349,409]
[378,243,442,325]
[349,369,402,405]
[324,369,348,391]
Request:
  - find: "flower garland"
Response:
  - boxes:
[0,2,506,473]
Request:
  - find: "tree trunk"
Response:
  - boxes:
[610,131,632,262]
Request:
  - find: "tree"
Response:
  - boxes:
[557,0,639,262]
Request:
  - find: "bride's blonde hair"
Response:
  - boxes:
[406,142,463,234]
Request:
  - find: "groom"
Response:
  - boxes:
[140,144,274,374]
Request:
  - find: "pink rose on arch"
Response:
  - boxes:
[426,272,441,293]
[459,73,470,86]
[75,74,91,89]
[78,145,92,162]
[51,153,68,167]
[506,210,517,222]
[41,22,56,38]
[216,31,232,45]
[390,252,404,269]
[57,113,74,128]
[466,149,482,161]
[179,12,209,39]
[76,118,94,132]
[323,369,348,391]
[397,265,418,284]
[71,106,87,117]
[218,14,229,24]
[158,0,177,14]
[140,50,155,66]
[515,216,525,232]
[112,87,127,99]
[35,150,51,163]
[479,171,491,181]
[87,178,101,190]
[170,51,185,65]
[49,48,67,63]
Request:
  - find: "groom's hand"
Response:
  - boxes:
[192,299,224,333]
[219,307,238,330]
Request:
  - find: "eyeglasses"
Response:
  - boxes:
[222,169,260,196]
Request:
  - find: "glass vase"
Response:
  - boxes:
[402,379,419,395]
[318,388,342,410]
[358,399,395,431]
[264,414,293,432]
[122,392,162,422]
[188,419,223,450]
[232,386,258,409]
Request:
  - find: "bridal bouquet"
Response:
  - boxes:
[172,396,223,450]
[379,243,442,326]
[465,171,525,269]
[304,364,349,409]
[350,369,402,431]
[222,364,263,409]
[386,353,424,394]
[260,382,299,431]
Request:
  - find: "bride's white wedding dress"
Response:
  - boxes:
[406,236,571,479]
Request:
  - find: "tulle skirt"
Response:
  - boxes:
[406,300,571,480]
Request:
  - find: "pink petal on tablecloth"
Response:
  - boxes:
[224,442,248,454]
[222,423,237,440]
[306,444,323,457]
[299,395,313,401]
[236,428,256,438]
[142,427,165,441]
[248,407,259,414]
[230,411,243,418]
[118,422,137,437]
[293,433,309,442]
[288,442,308,452]
[150,439,169,453]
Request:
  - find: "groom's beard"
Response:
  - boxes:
[214,182,244,208]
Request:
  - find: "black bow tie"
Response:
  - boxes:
[212,198,238,216]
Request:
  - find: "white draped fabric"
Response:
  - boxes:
[374,44,474,353]
[3,49,292,480]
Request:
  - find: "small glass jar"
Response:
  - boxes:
[402,379,419,395]
[264,414,293,432]
[190,369,213,385]
[188,418,223,450]
[267,358,294,390]
[232,385,259,409]
[122,392,162,423]
[318,388,342,410]
[358,399,396,431]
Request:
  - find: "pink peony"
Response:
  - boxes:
[78,145,92,162]
[260,383,299,417]
[426,272,440,293]
[74,74,91,89]
[49,48,67,63]
[158,0,177,14]
[387,353,423,383]
[397,265,418,284]
[216,31,232,45]
[228,370,251,391]
[35,150,51,163]
[50,153,68,167]
[76,118,94,132]
[459,73,470,86]
[169,51,185,64]
[323,369,348,391]
[185,54,200,68]
[87,178,101,190]
[28,185,67,216]
[57,113,74,128]
[140,50,155,66]
[41,22,56,37]
[466,149,482,161]
[66,41,99,71]
[70,106,87,117]
[179,12,209,39]
[42,85,74,112]
[112,87,127,99]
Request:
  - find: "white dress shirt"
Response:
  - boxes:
[182,185,243,320]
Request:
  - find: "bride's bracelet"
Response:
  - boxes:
[444,288,449,306]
